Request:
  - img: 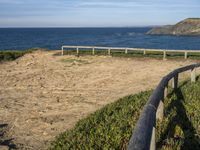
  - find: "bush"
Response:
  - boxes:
[0,48,47,62]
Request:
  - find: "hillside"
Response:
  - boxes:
[147,18,200,36]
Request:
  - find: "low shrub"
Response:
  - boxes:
[0,48,47,62]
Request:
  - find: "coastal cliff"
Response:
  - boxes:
[147,18,200,36]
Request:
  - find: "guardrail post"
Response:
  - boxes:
[164,85,168,98]
[150,127,156,150]
[156,84,168,121]
[184,51,188,59]
[143,50,146,55]
[171,74,178,89]
[92,47,95,55]
[125,48,128,54]
[156,100,164,121]
[163,51,166,60]
[191,68,196,82]
[76,47,79,54]
[108,49,111,55]
[61,47,64,56]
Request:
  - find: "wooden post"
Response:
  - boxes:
[184,51,187,59]
[76,47,79,54]
[171,74,178,89]
[61,47,64,56]
[156,100,164,121]
[150,127,156,150]
[156,85,168,121]
[92,47,95,55]
[125,48,128,54]
[164,85,168,98]
[108,49,111,55]
[191,68,196,82]
[143,50,146,55]
[163,51,166,60]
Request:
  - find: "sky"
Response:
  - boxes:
[0,0,200,27]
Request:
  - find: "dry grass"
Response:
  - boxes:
[0,50,198,149]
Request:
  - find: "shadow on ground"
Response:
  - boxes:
[0,123,16,149]
[157,83,200,149]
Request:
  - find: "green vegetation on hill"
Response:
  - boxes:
[50,91,151,150]
[147,18,200,36]
[2,48,200,62]
[157,78,200,150]
[0,48,47,62]
[51,77,200,150]
[0,51,27,62]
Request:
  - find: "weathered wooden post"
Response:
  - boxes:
[157,85,168,121]
[76,47,79,54]
[143,50,146,55]
[164,85,168,98]
[156,100,164,121]
[125,48,128,54]
[108,49,111,55]
[61,46,64,56]
[92,47,95,55]
[191,68,196,82]
[156,84,168,121]
[184,51,188,59]
[171,74,178,89]
[150,127,156,150]
[163,50,167,60]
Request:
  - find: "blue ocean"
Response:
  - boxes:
[0,28,200,51]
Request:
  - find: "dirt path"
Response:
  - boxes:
[0,50,197,149]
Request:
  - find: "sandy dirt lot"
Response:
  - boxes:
[0,50,198,149]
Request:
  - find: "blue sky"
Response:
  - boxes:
[0,0,200,27]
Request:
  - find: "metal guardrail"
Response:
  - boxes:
[61,45,200,59]
[127,63,200,150]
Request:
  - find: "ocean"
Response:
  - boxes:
[0,27,200,51]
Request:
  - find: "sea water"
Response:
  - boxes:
[0,27,200,50]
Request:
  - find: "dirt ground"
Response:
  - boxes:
[0,50,198,149]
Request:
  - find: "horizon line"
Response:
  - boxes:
[0,25,162,28]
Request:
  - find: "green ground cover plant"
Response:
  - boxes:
[51,91,151,150]
[0,48,47,62]
[51,77,200,150]
[157,78,200,150]
[2,48,200,62]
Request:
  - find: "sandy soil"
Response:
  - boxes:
[0,50,198,149]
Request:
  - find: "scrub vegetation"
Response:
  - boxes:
[0,48,47,62]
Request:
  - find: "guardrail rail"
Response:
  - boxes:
[127,63,200,150]
[61,45,200,60]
